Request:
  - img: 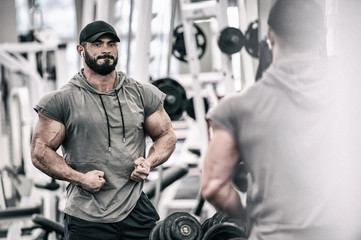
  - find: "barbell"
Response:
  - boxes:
[172,20,260,60]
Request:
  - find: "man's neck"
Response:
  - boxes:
[272,44,320,63]
[83,67,116,93]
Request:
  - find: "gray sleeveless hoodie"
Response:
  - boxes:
[207,57,361,239]
[34,70,165,222]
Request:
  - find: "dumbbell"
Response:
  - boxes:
[149,211,203,240]
[202,223,247,240]
[201,212,248,240]
[149,221,163,240]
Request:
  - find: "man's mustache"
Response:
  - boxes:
[97,55,114,60]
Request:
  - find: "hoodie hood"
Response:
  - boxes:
[69,70,126,95]
[263,57,332,110]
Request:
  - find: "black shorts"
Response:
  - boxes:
[64,192,159,240]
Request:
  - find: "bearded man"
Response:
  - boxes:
[31,20,177,240]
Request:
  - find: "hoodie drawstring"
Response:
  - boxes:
[99,95,112,151]
[115,89,126,143]
[99,91,126,152]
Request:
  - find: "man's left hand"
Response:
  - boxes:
[130,157,151,182]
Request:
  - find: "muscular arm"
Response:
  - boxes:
[145,104,177,167]
[201,124,246,220]
[130,104,177,182]
[31,112,105,192]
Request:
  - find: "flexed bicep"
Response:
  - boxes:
[144,104,173,140]
[142,104,177,168]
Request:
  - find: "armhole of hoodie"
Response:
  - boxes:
[136,87,146,158]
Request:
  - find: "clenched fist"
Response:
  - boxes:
[131,157,151,182]
[80,170,106,193]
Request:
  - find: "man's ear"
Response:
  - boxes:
[77,44,84,57]
[267,27,275,48]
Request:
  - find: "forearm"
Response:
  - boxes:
[31,142,84,186]
[147,130,177,168]
[205,182,246,219]
[201,126,246,220]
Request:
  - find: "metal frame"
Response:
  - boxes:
[0,42,68,192]
[178,0,235,158]
[132,0,153,82]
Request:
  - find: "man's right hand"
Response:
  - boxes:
[80,170,106,193]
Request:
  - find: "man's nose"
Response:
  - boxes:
[101,47,111,54]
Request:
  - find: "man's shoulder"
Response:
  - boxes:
[40,82,78,102]
[229,80,269,101]
[119,72,148,86]
[118,72,163,94]
[213,80,272,119]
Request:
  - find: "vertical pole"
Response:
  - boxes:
[238,0,256,90]
[81,0,95,28]
[55,44,68,89]
[166,0,177,77]
[179,0,209,157]
[217,0,235,94]
[96,0,110,21]
[126,0,134,74]
[132,0,153,82]
[0,0,17,43]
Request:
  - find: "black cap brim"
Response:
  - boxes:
[86,32,120,43]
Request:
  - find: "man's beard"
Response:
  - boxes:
[84,50,118,75]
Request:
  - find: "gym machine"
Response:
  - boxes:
[0,28,69,239]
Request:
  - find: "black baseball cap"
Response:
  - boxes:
[79,20,120,43]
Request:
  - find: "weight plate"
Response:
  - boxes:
[185,97,209,120]
[201,217,213,235]
[152,78,187,121]
[218,27,245,55]
[202,223,248,240]
[245,20,259,58]
[171,213,202,240]
[160,212,185,240]
[210,212,223,226]
[149,221,163,240]
[172,23,207,62]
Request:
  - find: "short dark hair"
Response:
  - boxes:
[267,0,326,50]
